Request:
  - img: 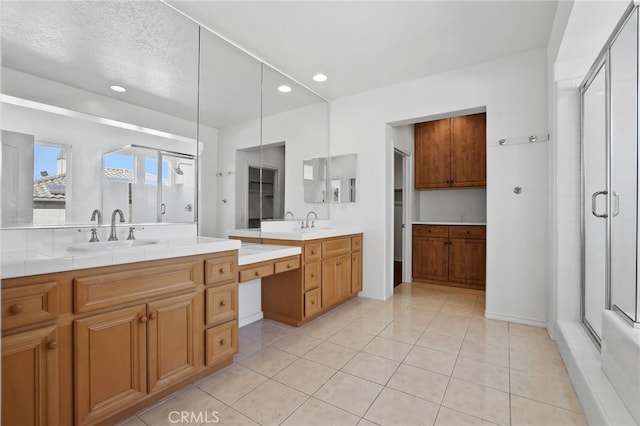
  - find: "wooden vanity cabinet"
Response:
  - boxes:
[262,233,363,326]
[413,225,485,290]
[1,249,239,426]
[415,112,486,189]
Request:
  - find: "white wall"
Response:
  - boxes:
[330,48,550,324]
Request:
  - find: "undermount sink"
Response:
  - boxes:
[67,239,161,253]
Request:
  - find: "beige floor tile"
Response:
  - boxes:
[364,387,439,426]
[386,364,449,404]
[459,340,509,367]
[510,395,586,426]
[452,357,509,392]
[416,330,463,354]
[404,346,457,375]
[282,397,360,426]
[138,386,226,425]
[271,333,323,357]
[299,320,342,340]
[464,320,509,348]
[238,346,298,377]
[428,313,471,338]
[510,348,568,377]
[273,358,337,395]
[197,364,267,405]
[215,408,260,426]
[378,322,425,344]
[116,415,147,426]
[440,301,475,316]
[235,335,264,361]
[434,406,496,426]
[341,352,400,385]
[509,332,557,353]
[346,316,392,335]
[328,327,376,350]
[231,380,307,425]
[357,419,380,426]
[314,371,383,416]
[447,294,480,305]
[442,378,510,426]
[362,336,413,362]
[304,341,358,369]
[510,369,582,412]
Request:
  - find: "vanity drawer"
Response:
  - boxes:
[205,320,238,366]
[274,256,300,274]
[450,226,485,239]
[351,235,362,252]
[2,281,59,330]
[322,238,351,257]
[304,242,322,262]
[304,288,321,318]
[74,261,199,313]
[205,283,237,326]
[303,262,321,291]
[205,254,237,285]
[239,264,273,282]
[413,225,448,238]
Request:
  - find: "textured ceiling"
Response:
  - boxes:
[169,1,559,100]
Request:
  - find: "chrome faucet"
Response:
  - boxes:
[305,211,318,228]
[108,209,125,241]
[90,209,103,225]
[284,211,294,220]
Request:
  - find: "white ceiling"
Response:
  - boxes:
[170,1,559,100]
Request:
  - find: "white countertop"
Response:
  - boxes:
[413,221,486,226]
[228,227,363,241]
[2,237,241,279]
[239,243,302,266]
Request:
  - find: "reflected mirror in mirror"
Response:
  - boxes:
[303,157,327,203]
[330,154,357,203]
[1,1,199,228]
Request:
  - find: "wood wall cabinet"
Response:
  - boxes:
[261,233,363,326]
[1,250,239,426]
[414,112,486,189]
[413,225,485,290]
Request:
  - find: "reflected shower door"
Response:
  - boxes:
[610,10,639,323]
[583,64,608,341]
[161,153,196,223]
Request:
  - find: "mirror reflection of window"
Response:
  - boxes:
[32,142,69,226]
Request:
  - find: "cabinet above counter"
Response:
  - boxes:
[413,221,486,226]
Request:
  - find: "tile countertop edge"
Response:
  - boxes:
[1,237,242,280]
[412,221,486,226]
[228,227,364,241]
[238,244,302,266]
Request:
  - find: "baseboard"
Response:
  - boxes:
[484,310,547,328]
[357,290,386,301]
[239,312,263,328]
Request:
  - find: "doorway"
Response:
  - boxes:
[394,149,410,286]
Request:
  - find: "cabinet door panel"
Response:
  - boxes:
[414,119,450,189]
[147,293,197,393]
[351,251,362,293]
[450,113,486,187]
[337,254,352,300]
[321,259,338,307]
[74,304,147,425]
[2,325,58,426]
[449,239,486,286]
[412,237,448,281]
[205,321,238,366]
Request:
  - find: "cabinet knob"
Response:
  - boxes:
[220,300,226,307]
[336,261,341,266]
[10,304,23,314]
[311,300,315,305]
[219,267,225,274]
[149,312,157,320]
[466,231,470,234]
[286,264,291,269]
[428,229,431,233]
[219,339,226,346]
[140,316,148,323]
[254,271,260,277]
[48,341,58,350]
[310,273,314,278]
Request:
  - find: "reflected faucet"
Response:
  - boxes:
[108,209,125,241]
[90,209,103,226]
[284,211,294,220]
[305,211,318,229]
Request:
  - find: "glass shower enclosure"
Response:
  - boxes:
[581,4,640,347]
[103,145,196,223]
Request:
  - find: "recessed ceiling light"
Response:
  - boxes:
[110,85,126,92]
[277,85,292,93]
[313,74,328,82]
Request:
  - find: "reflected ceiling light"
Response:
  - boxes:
[313,73,328,82]
[277,85,292,93]
[110,85,126,92]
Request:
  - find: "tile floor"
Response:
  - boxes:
[121,283,585,426]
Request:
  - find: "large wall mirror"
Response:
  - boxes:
[1,1,330,237]
[0,1,199,227]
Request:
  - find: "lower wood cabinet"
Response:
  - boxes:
[322,254,351,308]
[205,320,238,366]
[2,325,58,426]
[413,225,485,289]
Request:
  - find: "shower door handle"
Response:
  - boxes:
[161,203,166,215]
[612,191,620,217]
[591,190,608,218]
